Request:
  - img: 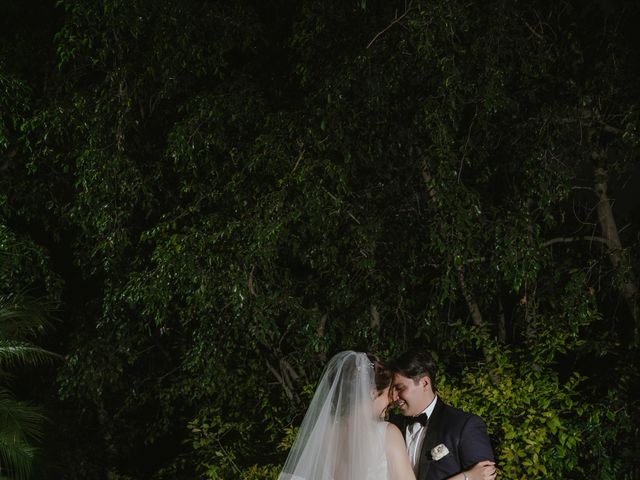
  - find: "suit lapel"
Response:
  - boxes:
[417,399,445,480]
[399,416,408,437]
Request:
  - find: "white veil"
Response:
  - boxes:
[278,351,387,480]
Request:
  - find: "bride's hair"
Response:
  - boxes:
[328,353,391,415]
[366,353,393,395]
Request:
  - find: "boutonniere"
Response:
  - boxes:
[431,443,450,461]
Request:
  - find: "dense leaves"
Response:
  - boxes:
[1,0,639,478]
[0,247,59,479]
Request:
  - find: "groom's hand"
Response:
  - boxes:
[465,460,496,480]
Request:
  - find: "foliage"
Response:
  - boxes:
[0,390,43,480]
[0,247,58,479]
[0,0,639,478]
[444,331,638,479]
[442,332,587,479]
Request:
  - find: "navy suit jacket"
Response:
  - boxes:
[390,399,494,480]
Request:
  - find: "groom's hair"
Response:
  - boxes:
[389,350,437,391]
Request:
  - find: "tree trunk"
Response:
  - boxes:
[456,266,485,328]
[497,297,507,343]
[370,304,381,330]
[421,162,493,362]
[594,166,639,342]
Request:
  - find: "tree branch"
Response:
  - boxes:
[370,304,381,330]
[524,20,545,41]
[594,166,638,326]
[280,357,304,400]
[265,358,295,401]
[456,267,484,328]
[248,266,257,296]
[367,1,413,49]
[542,235,612,248]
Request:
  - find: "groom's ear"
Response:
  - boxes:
[421,375,431,390]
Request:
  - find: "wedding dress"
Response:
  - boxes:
[278,351,390,480]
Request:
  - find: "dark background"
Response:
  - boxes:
[1,0,639,478]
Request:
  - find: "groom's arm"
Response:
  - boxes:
[458,415,495,469]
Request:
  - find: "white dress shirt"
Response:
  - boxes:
[406,396,438,474]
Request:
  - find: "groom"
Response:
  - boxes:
[389,350,496,480]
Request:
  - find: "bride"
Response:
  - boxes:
[278,351,415,480]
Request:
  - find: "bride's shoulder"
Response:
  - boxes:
[383,421,401,432]
[382,422,416,479]
[383,422,404,443]
[382,422,411,469]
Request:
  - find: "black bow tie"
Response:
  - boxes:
[406,413,428,426]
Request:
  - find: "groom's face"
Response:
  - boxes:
[392,374,432,416]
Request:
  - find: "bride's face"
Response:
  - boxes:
[372,386,391,418]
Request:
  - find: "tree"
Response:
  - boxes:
[0,0,639,478]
